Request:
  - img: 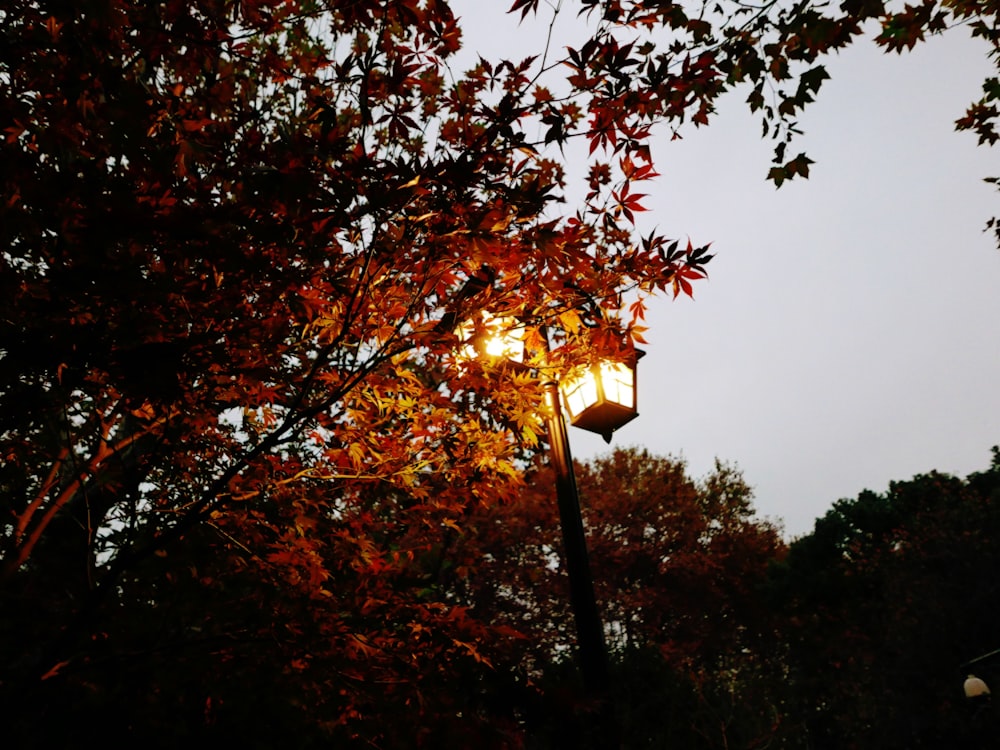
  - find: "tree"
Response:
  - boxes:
[768,447,1000,749]
[449,448,786,748]
[2,0,998,745]
[0,1,711,742]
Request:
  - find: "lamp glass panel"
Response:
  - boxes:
[599,361,634,407]
[562,368,600,418]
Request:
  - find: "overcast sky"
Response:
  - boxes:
[452,3,1000,538]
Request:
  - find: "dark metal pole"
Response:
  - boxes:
[963,647,1000,669]
[542,378,611,698]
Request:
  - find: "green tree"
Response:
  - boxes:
[769,448,1000,749]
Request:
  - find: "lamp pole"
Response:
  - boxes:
[460,313,631,743]
[542,378,614,722]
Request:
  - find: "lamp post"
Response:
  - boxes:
[960,649,999,742]
[545,341,643,704]
[543,375,611,696]
[962,648,1000,699]
[459,315,642,724]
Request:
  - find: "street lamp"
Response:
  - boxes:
[459,314,642,724]
[561,352,643,443]
[965,675,991,699]
[962,647,1000,699]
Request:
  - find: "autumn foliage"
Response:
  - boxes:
[2,0,999,746]
[449,449,785,746]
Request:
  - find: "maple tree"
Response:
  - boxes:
[0,0,712,743]
[2,0,999,745]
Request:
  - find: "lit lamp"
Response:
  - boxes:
[965,674,991,699]
[453,311,638,741]
[457,312,525,363]
[961,646,1000,700]
[561,351,643,443]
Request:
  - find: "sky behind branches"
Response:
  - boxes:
[452,2,1000,537]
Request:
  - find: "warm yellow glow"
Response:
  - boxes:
[599,361,633,406]
[560,359,636,420]
[456,312,525,363]
[562,369,600,418]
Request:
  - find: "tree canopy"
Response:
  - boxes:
[2,0,999,746]
[449,448,785,747]
[767,448,1000,749]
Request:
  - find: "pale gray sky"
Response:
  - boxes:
[453,3,1000,537]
